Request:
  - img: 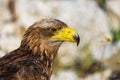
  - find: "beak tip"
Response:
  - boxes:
[77,37,80,46]
[77,42,79,46]
[73,33,80,46]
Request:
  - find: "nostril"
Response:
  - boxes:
[68,31,71,33]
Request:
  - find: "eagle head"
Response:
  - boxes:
[21,18,80,54]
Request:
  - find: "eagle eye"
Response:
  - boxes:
[49,28,57,32]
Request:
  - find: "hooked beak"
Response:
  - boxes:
[52,27,80,46]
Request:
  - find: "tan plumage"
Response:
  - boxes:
[0,18,80,80]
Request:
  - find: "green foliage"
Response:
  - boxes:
[111,27,120,43]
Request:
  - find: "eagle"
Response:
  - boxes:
[0,18,80,80]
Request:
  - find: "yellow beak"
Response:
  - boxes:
[52,27,80,46]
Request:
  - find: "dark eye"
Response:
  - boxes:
[49,28,57,32]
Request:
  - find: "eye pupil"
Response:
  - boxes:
[50,28,57,32]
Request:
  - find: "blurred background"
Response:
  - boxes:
[0,0,120,80]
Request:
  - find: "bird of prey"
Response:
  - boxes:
[0,18,80,80]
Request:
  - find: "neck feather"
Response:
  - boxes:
[20,35,62,60]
